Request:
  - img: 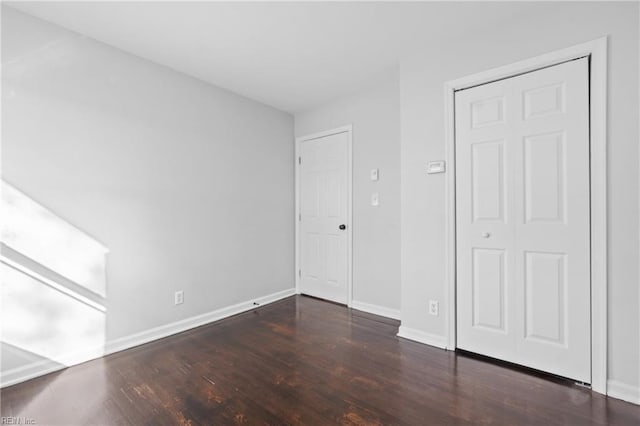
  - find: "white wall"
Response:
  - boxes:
[295,76,401,315]
[1,8,294,377]
[399,1,639,395]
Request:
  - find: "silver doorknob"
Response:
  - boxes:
[481,232,491,238]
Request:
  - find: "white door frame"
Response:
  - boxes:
[443,37,608,394]
[295,125,353,307]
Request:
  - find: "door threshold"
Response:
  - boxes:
[299,293,347,307]
[455,349,591,389]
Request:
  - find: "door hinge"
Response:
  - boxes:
[299,213,301,221]
[298,156,302,165]
[298,269,301,277]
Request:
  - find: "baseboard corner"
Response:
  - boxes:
[351,300,401,320]
[397,325,448,350]
[607,379,640,405]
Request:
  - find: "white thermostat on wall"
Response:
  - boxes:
[370,168,379,181]
[426,161,446,174]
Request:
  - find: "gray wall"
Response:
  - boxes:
[3,2,638,400]
[399,2,639,392]
[2,8,294,372]
[295,76,401,314]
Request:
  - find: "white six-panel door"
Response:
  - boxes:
[299,131,349,304]
[455,58,591,382]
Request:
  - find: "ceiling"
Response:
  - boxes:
[7,2,538,113]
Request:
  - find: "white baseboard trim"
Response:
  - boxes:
[104,288,295,355]
[397,326,448,350]
[0,358,66,389]
[607,379,640,405]
[1,288,296,388]
[351,300,401,320]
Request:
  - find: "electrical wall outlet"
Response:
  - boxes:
[371,193,379,206]
[174,290,184,305]
[429,300,439,316]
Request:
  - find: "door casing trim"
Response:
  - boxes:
[443,37,607,394]
[295,125,353,306]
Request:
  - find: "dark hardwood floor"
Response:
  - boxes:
[1,295,639,425]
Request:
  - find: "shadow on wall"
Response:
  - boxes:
[1,180,108,372]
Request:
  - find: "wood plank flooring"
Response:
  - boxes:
[1,295,639,425]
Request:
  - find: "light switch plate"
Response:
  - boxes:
[370,168,379,181]
[371,193,379,206]
[427,161,446,174]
